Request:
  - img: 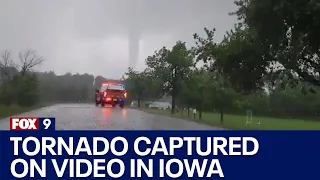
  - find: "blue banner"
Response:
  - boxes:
[0,130,319,179]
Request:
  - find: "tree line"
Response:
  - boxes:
[125,0,320,122]
[0,50,124,106]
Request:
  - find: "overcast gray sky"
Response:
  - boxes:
[0,0,237,79]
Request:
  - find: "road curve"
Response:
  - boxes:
[0,104,222,130]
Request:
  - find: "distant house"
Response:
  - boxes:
[148,101,171,110]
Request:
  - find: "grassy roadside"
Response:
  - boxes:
[0,104,49,119]
[141,108,320,130]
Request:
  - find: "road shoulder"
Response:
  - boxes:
[137,108,227,130]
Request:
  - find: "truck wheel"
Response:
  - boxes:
[112,103,116,107]
[101,102,105,107]
[120,104,124,108]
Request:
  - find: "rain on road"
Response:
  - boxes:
[0,104,221,130]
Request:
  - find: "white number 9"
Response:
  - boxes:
[43,118,51,129]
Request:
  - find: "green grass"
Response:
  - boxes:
[142,108,320,130]
[0,104,42,119]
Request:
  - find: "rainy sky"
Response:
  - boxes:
[0,0,237,79]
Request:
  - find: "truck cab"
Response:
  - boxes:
[95,83,127,108]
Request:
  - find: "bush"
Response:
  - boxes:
[0,81,14,105]
[0,74,40,107]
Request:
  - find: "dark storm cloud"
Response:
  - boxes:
[0,0,237,78]
[74,0,236,37]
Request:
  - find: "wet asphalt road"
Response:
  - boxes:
[0,104,222,130]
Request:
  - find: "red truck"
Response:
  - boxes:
[95,83,127,108]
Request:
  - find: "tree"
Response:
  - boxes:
[208,73,238,123]
[19,50,44,75]
[182,68,212,120]
[178,66,238,122]
[0,50,44,106]
[0,50,17,82]
[0,80,14,105]
[37,71,95,103]
[125,68,144,107]
[177,69,197,116]
[13,74,40,106]
[125,68,152,107]
[232,0,320,87]
[146,41,194,114]
[194,27,268,93]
